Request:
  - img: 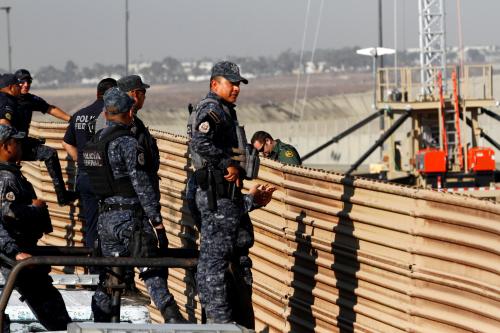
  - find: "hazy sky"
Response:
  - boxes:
[0,0,498,71]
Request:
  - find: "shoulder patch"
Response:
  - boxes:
[137,152,145,166]
[5,191,15,201]
[284,150,294,158]
[198,121,210,133]
[4,113,11,121]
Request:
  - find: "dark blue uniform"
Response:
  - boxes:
[0,162,72,330]
[90,122,177,322]
[190,92,256,324]
[132,116,160,200]
[16,93,51,134]
[63,99,104,248]
[0,92,73,205]
[0,92,21,129]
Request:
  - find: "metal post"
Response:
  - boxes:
[377,0,385,160]
[373,54,378,111]
[125,0,129,76]
[393,0,398,85]
[0,6,12,72]
[378,0,383,69]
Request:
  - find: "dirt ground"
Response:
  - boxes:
[33,72,372,116]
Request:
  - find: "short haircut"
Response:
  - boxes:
[97,78,118,97]
[209,75,223,89]
[251,131,273,144]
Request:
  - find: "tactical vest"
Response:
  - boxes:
[134,117,160,173]
[82,126,136,199]
[0,163,51,243]
[187,97,219,170]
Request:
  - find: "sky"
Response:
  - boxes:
[0,0,498,71]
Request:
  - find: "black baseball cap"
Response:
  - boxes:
[14,69,32,82]
[117,75,150,92]
[0,73,19,88]
[211,61,248,84]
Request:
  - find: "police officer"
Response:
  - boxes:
[117,75,161,198]
[0,74,20,127]
[15,69,71,126]
[85,87,185,323]
[251,131,302,165]
[0,72,76,205]
[189,61,275,325]
[94,75,161,196]
[62,78,117,250]
[0,124,72,330]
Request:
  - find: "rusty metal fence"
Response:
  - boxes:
[24,122,500,332]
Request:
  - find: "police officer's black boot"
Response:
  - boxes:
[2,313,10,333]
[162,302,188,324]
[45,153,78,205]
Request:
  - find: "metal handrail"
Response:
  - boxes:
[0,248,198,329]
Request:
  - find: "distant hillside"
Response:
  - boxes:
[32,72,372,125]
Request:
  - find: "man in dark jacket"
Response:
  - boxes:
[0,71,76,205]
[85,87,185,323]
[62,78,117,250]
[189,61,274,326]
[0,124,72,330]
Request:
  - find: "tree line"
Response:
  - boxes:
[1,47,488,88]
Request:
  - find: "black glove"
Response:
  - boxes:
[156,227,169,250]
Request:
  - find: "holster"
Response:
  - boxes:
[194,167,242,211]
[99,202,158,258]
[127,209,159,258]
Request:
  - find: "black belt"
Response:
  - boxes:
[99,202,141,213]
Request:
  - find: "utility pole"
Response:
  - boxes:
[0,6,12,72]
[378,0,383,69]
[125,0,129,76]
[377,0,384,160]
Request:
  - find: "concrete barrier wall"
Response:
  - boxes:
[25,122,500,332]
[155,101,499,169]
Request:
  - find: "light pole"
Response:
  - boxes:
[0,6,12,72]
[125,0,129,76]
[356,47,395,159]
[356,47,395,111]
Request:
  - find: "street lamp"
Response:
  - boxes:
[125,0,129,76]
[357,47,395,160]
[0,6,12,72]
[356,47,395,111]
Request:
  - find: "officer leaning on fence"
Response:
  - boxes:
[251,130,302,165]
[62,78,117,251]
[83,87,186,323]
[0,72,77,206]
[189,61,275,325]
[0,124,72,330]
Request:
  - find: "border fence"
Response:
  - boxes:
[22,121,500,333]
